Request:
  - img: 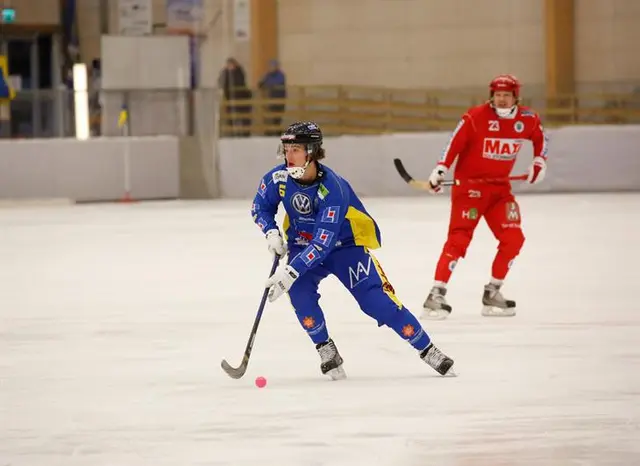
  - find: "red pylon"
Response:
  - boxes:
[119,191,136,203]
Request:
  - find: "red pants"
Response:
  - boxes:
[434,185,525,283]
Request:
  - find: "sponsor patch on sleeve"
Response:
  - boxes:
[301,245,321,266]
[315,228,334,246]
[320,206,340,224]
[258,179,267,198]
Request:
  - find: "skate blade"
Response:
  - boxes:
[326,366,347,381]
[443,368,458,377]
[420,308,450,320]
[481,305,516,317]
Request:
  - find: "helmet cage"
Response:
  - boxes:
[277,140,322,159]
[277,122,324,160]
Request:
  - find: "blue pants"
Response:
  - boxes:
[287,246,431,351]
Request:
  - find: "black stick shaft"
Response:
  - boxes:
[221,254,281,379]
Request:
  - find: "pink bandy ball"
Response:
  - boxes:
[255,376,267,388]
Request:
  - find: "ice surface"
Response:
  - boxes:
[1,194,639,466]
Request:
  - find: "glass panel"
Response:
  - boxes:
[7,38,32,137]
[6,35,57,137]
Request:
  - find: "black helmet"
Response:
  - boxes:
[281,121,323,145]
[279,121,324,160]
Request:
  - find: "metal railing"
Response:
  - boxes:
[0,87,214,139]
[220,85,640,137]
[2,84,639,139]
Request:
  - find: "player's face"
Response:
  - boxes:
[284,144,308,167]
[493,91,516,108]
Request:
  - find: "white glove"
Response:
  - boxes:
[265,229,287,256]
[527,157,547,184]
[266,265,300,302]
[428,164,448,193]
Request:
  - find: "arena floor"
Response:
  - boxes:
[2,193,639,465]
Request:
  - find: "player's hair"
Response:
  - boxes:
[310,147,326,161]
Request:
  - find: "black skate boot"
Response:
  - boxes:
[481,283,516,317]
[420,343,455,376]
[422,285,452,320]
[316,339,346,381]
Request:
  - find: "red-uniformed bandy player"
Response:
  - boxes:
[423,74,548,319]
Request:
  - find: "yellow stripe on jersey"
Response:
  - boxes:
[279,183,289,240]
[345,207,381,250]
[369,250,402,309]
[282,213,290,241]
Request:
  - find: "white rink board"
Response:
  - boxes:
[1,194,640,465]
[218,125,640,198]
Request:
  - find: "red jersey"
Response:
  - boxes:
[438,103,548,181]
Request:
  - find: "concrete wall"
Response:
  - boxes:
[197,0,252,88]
[278,0,640,91]
[99,35,191,137]
[69,1,640,91]
[574,0,640,90]
[218,125,640,198]
[75,0,251,88]
[279,0,543,90]
[6,0,60,25]
[77,0,168,66]
[0,137,180,202]
[76,0,103,65]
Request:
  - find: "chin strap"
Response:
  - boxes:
[493,105,517,118]
[287,159,311,179]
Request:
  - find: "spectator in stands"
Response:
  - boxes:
[89,58,102,135]
[258,59,287,136]
[218,57,252,137]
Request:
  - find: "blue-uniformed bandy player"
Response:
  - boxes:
[251,121,455,380]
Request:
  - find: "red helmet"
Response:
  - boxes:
[489,74,521,98]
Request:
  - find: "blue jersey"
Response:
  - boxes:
[251,163,382,276]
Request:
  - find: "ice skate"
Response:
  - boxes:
[316,339,346,381]
[421,285,452,320]
[481,283,516,317]
[420,343,455,376]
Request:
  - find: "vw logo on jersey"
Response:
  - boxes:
[291,192,312,214]
[514,121,524,133]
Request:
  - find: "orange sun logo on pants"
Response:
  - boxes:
[402,324,415,338]
[302,316,315,328]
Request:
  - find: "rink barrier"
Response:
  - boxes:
[0,198,76,208]
[218,125,640,198]
[2,126,639,202]
[0,137,180,202]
